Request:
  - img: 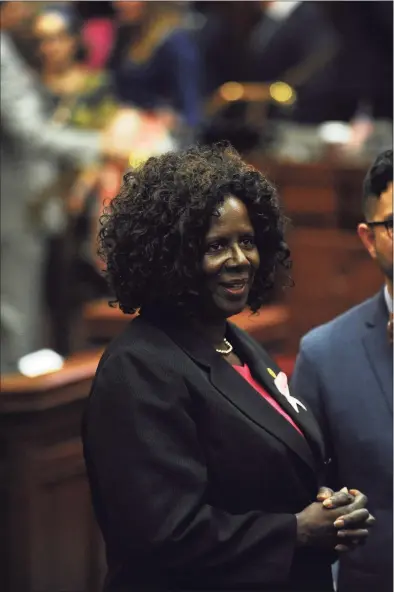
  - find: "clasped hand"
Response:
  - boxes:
[296,486,375,552]
[317,487,375,552]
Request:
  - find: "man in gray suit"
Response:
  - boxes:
[291,149,393,592]
[0,6,124,373]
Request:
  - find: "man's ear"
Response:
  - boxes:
[357,223,377,261]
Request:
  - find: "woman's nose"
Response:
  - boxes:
[228,244,248,267]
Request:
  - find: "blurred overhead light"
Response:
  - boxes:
[269,81,296,105]
[220,82,244,102]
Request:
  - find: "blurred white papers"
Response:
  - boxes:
[18,349,64,377]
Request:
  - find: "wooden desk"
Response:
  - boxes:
[83,302,291,353]
[0,350,105,592]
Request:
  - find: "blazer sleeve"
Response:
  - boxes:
[291,338,340,491]
[84,349,298,587]
[0,34,100,165]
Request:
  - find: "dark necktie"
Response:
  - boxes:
[388,313,393,345]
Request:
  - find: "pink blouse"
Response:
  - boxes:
[233,364,304,437]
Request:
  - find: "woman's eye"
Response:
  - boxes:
[241,237,255,248]
[206,242,223,253]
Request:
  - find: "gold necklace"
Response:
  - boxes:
[215,338,233,355]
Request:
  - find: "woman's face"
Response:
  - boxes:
[199,195,260,319]
[35,12,77,70]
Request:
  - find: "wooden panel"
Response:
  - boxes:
[232,306,289,342]
[83,302,136,344]
[28,439,97,592]
[0,352,105,592]
[281,186,335,216]
[286,228,383,350]
[82,301,291,353]
[245,154,368,229]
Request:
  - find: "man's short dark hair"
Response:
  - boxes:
[362,149,393,219]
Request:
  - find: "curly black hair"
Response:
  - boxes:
[98,143,291,315]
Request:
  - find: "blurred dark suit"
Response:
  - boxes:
[247,1,392,123]
[292,1,393,122]
[249,1,338,86]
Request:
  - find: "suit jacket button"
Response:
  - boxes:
[324,457,332,465]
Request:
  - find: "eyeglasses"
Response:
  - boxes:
[367,218,393,239]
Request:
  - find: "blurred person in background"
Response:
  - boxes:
[291,1,393,123]
[79,1,203,266]
[108,1,201,135]
[0,0,130,373]
[196,1,392,126]
[34,4,117,130]
[248,2,338,91]
[193,1,337,98]
[32,3,118,355]
[291,150,393,592]
[194,1,261,94]
[0,0,43,67]
[76,0,115,71]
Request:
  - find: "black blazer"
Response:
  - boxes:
[82,309,334,591]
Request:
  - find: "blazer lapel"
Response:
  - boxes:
[142,308,320,475]
[227,323,325,468]
[362,291,393,415]
[209,352,318,474]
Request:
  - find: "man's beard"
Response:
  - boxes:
[377,252,393,282]
[385,265,394,282]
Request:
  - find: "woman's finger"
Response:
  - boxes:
[335,544,350,553]
[336,528,369,539]
[349,489,360,497]
[316,486,334,501]
[322,490,354,508]
[366,514,376,526]
[349,492,368,510]
[333,508,370,528]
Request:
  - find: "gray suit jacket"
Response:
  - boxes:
[0,33,100,236]
[291,290,393,592]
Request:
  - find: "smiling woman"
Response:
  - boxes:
[83,143,374,592]
[202,195,261,319]
[98,142,290,318]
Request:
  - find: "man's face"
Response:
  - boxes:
[358,182,393,285]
